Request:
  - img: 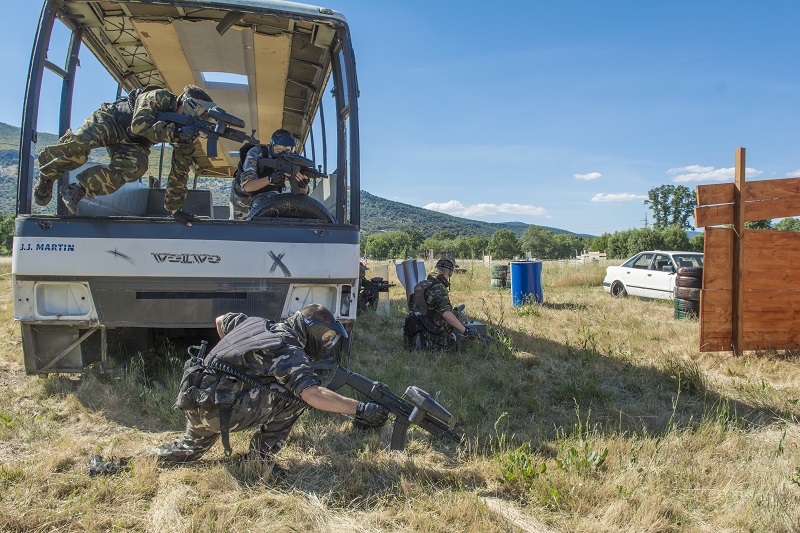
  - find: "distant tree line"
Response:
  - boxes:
[0,214,14,255]
[361,219,800,262]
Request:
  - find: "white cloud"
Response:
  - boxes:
[591,193,647,203]
[786,169,800,177]
[423,200,547,217]
[574,172,602,181]
[668,165,763,183]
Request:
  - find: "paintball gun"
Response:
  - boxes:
[187,339,208,364]
[326,365,463,451]
[157,107,259,158]
[258,153,327,195]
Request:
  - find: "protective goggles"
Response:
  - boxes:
[272,144,295,155]
[182,97,216,118]
[303,316,348,351]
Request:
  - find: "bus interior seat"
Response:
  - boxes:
[146,189,213,218]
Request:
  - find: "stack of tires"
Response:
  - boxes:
[491,264,509,290]
[674,267,703,319]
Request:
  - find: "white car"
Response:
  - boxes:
[602,250,704,300]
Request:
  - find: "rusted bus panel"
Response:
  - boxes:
[697,177,800,206]
[743,230,800,290]
[703,227,733,290]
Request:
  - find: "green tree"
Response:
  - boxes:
[625,228,662,258]
[385,231,413,258]
[519,225,555,259]
[660,225,690,251]
[453,236,472,260]
[432,230,456,240]
[550,233,574,259]
[607,230,631,259]
[588,233,610,253]
[644,184,697,230]
[402,228,425,250]
[775,217,800,231]
[465,235,488,259]
[689,233,704,252]
[488,229,520,259]
[365,232,393,259]
[744,220,772,230]
[0,214,13,255]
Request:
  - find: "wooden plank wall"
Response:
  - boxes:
[700,226,800,351]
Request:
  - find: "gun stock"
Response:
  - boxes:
[325,365,463,450]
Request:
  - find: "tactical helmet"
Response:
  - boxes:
[435,258,455,273]
[270,129,296,155]
[299,304,348,358]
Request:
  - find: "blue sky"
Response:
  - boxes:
[3,1,800,235]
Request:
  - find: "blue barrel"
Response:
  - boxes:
[510,260,543,306]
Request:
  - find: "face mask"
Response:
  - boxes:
[273,145,294,155]
[302,315,348,357]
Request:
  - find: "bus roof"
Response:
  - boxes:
[56,0,349,176]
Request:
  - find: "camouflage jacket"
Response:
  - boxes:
[231,144,283,199]
[411,274,453,327]
[130,89,198,212]
[218,312,322,395]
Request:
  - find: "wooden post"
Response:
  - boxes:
[732,148,746,356]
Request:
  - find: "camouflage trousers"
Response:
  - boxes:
[151,385,307,462]
[403,313,456,351]
[229,187,279,220]
[229,186,254,221]
[37,104,151,199]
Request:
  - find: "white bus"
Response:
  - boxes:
[14,0,362,374]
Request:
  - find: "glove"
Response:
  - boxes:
[463,326,479,338]
[355,401,389,427]
[269,170,287,186]
[172,209,199,226]
[176,125,199,144]
[88,455,130,477]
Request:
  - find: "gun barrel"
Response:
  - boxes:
[208,106,245,129]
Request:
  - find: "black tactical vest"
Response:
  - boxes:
[112,84,168,144]
[203,317,284,374]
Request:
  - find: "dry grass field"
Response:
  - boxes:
[2,257,800,532]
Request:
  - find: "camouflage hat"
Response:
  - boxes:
[435,258,454,272]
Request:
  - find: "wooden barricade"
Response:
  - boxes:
[695,148,800,353]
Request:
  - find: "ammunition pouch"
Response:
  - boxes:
[403,312,447,350]
[174,359,208,410]
[173,358,245,412]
